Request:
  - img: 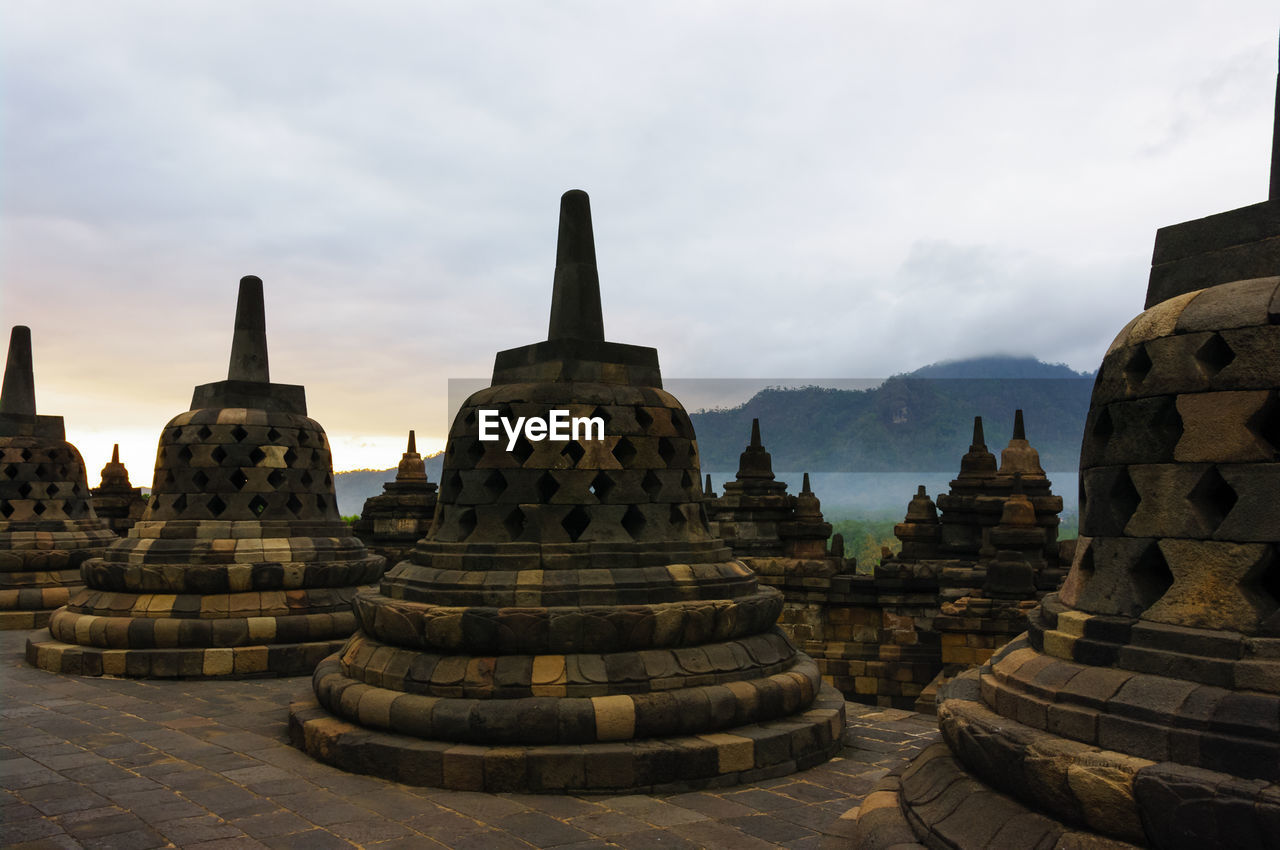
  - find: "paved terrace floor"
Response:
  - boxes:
[0,630,939,850]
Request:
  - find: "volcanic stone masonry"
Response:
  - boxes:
[289,190,846,793]
[91,443,148,536]
[844,56,1280,850]
[352,429,438,566]
[0,326,117,630]
[27,276,385,678]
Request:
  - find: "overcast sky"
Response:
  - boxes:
[2,2,1276,477]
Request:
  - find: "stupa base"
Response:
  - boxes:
[287,683,846,794]
[0,585,76,630]
[25,636,347,678]
[842,744,1141,849]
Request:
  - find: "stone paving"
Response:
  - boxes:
[0,629,940,849]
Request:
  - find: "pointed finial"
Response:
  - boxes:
[750,418,762,448]
[1013,409,1026,441]
[1271,31,1279,200]
[704,473,714,497]
[971,416,986,450]
[227,276,269,382]
[917,484,927,497]
[407,430,417,454]
[0,326,37,417]
[111,443,120,463]
[802,472,812,494]
[547,190,605,342]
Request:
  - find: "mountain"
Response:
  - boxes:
[334,453,444,517]
[689,356,1094,473]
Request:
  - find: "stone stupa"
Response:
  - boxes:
[91,444,148,536]
[289,190,845,793]
[846,52,1280,850]
[28,277,385,677]
[0,327,117,629]
[352,429,438,566]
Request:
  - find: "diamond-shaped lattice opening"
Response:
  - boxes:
[248,494,268,516]
[466,439,487,464]
[612,437,637,468]
[561,505,590,541]
[297,429,310,444]
[178,446,194,463]
[1187,465,1237,533]
[642,470,663,499]
[1092,407,1114,442]
[457,507,478,540]
[464,410,477,427]
[285,493,303,515]
[672,410,692,438]
[591,406,612,427]
[1077,541,1096,580]
[267,469,285,488]
[562,441,585,466]
[680,470,694,491]
[537,471,560,503]
[316,494,328,512]
[1151,396,1184,448]
[300,470,313,487]
[206,495,226,516]
[230,469,249,490]
[1123,345,1153,384]
[267,427,281,442]
[191,470,210,489]
[211,446,227,464]
[0,501,12,518]
[1255,547,1280,610]
[162,470,176,486]
[1246,392,1280,455]
[1131,542,1174,612]
[284,448,298,466]
[172,493,187,512]
[2,464,16,479]
[323,473,332,488]
[1195,333,1236,376]
[484,470,507,498]
[589,471,615,502]
[33,463,48,478]
[230,425,249,442]
[31,501,45,516]
[503,507,525,540]
[17,482,31,498]
[657,437,676,466]
[171,427,183,441]
[443,471,463,501]
[70,484,81,497]
[58,465,69,478]
[635,406,654,430]
[512,434,534,465]
[621,505,646,539]
[148,495,159,510]
[669,504,687,529]
[249,447,266,465]
[19,449,32,461]
[197,425,213,440]
[44,483,59,497]
[1108,468,1141,532]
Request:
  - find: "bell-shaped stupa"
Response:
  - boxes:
[848,51,1280,850]
[28,277,385,677]
[91,444,148,536]
[289,191,845,793]
[0,327,117,629]
[352,430,438,566]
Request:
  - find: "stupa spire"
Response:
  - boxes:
[1271,34,1279,200]
[1012,409,1026,440]
[970,416,986,450]
[751,417,762,448]
[406,430,417,453]
[547,190,605,342]
[0,326,36,417]
[227,275,269,382]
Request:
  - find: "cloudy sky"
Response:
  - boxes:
[2,2,1275,478]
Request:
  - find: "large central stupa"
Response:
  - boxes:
[290,190,845,793]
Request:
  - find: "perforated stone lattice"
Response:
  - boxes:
[146,409,338,523]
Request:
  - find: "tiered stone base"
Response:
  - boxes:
[26,636,348,678]
[0,529,114,630]
[288,682,845,793]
